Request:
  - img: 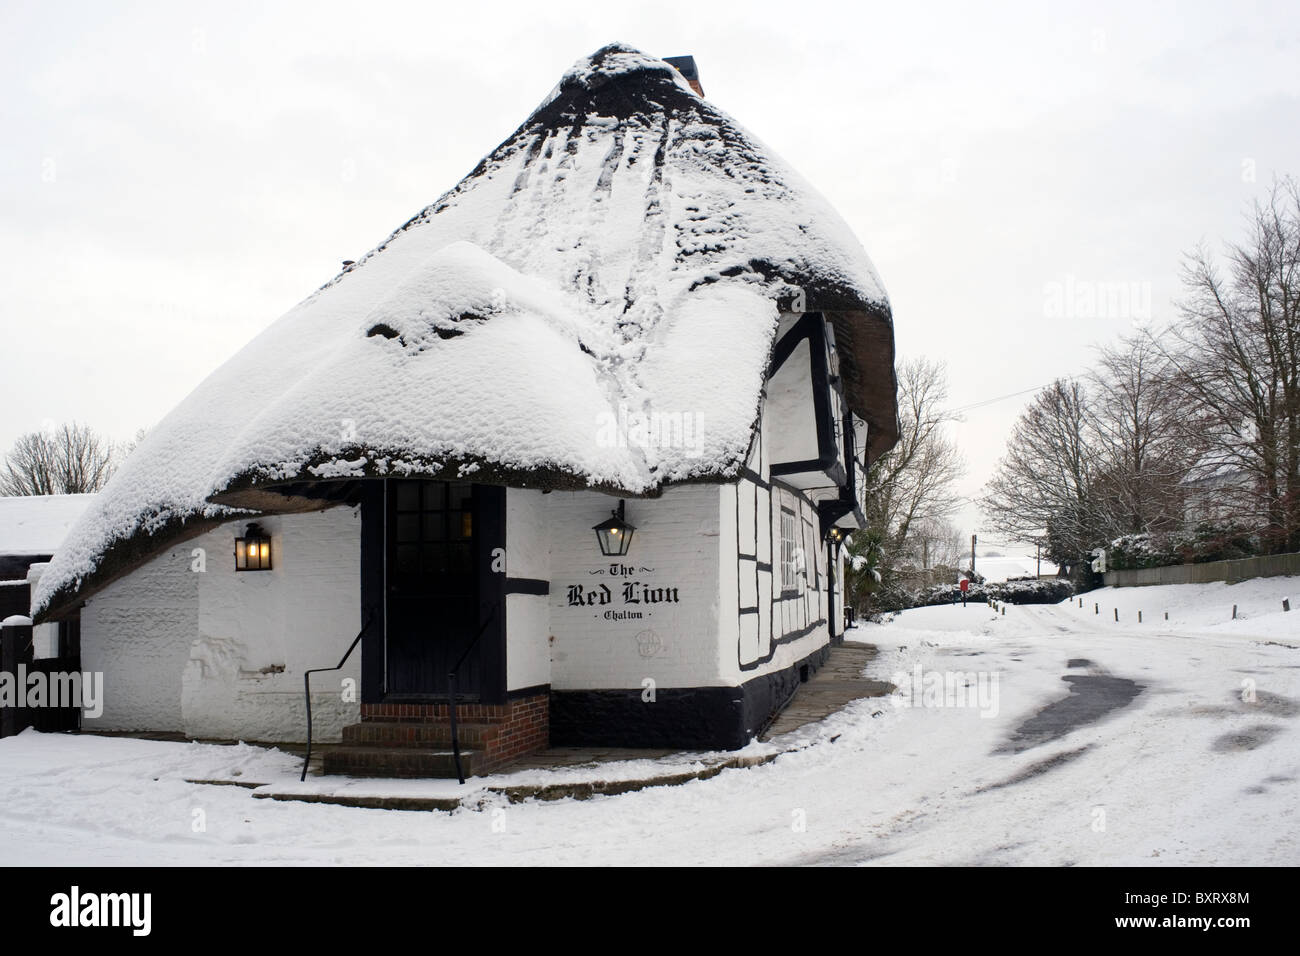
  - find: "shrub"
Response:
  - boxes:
[904,577,1072,608]
[1108,522,1259,570]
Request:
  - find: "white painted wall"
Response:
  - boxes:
[547,485,724,690]
[80,506,362,742]
[80,545,198,733]
[505,487,551,692]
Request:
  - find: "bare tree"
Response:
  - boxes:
[852,356,966,610]
[979,378,1099,573]
[905,516,966,570]
[0,422,118,496]
[1156,177,1300,552]
[861,357,966,549]
[1086,334,1192,537]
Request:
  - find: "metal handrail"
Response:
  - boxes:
[447,603,499,785]
[301,611,373,782]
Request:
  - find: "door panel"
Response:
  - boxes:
[385,479,480,697]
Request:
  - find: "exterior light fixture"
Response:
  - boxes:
[235,523,272,571]
[593,500,636,557]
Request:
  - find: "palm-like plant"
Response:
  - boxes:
[843,528,886,616]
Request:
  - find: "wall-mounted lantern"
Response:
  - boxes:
[593,501,636,557]
[235,523,273,571]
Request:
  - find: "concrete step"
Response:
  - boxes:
[322,746,477,778]
[341,720,501,748]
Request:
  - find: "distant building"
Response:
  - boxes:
[1181,450,1254,527]
[0,493,94,657]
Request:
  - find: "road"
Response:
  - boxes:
[0,595,1297,865]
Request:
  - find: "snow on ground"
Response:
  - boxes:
[972,535,1058,582]
[1076,577,1298,636]
[976,556,1057,583]
[1,577,1297,866]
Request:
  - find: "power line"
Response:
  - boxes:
[944,383,1049,416]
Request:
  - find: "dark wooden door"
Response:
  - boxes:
[385,479,481,698]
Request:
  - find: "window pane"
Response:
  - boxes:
[422,482,445,510]
[449,483,473,510]
[396,514,420,543]
[396,481,420,511]
[780,511,798,590]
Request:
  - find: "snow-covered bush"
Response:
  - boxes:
[1108,522,1259,570]
[993,578,1074,604]
[904,577,1072,608]
[1183,521,1257,563]
[1107,532,1173,570]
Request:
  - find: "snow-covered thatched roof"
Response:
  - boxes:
[35,43,897,620]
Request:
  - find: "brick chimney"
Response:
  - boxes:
[664,56,704,96]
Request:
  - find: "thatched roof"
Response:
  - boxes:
[34,43,897,621]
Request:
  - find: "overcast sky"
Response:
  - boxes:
[2,0,1298,539]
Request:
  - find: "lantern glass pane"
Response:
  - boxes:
[593,508,635,557]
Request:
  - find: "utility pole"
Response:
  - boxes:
[970,534,976,576]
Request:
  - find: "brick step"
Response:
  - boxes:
[322,746,477,778]
[341,721,501,748]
